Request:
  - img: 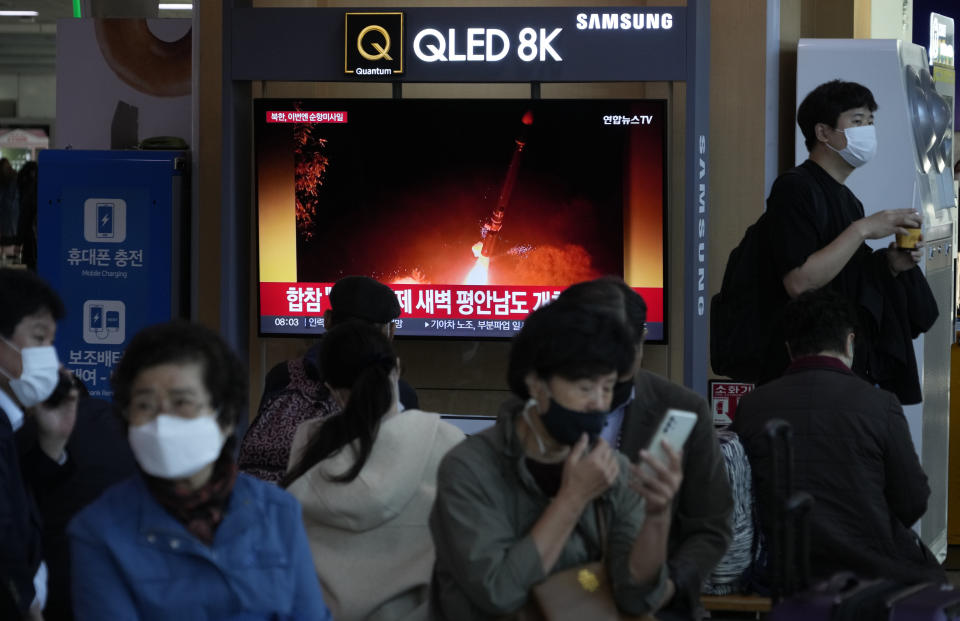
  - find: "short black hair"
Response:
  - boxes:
[0,268,66,338]
[111,320,247,431]
[782,289,858,358]
[507,300,634,399]
[557,276,647,344]
[797,80,878,151]
[327,275,401,326]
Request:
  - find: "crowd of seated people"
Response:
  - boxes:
[0,267,947,620]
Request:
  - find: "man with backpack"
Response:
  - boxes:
[712,80,936,404]
[239,276,419,484]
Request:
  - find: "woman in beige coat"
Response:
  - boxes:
[284,321,464,621]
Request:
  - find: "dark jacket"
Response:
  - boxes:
[619,370,733,612]
[759,161,938,404]
[730,357,944,584]
[16,397,137,621]
[0,403,43,619]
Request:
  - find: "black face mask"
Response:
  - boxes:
[611,380,634,410]
[539,399,607,446]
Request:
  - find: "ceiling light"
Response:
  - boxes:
[0,10,39,17]
[159,3,192,9]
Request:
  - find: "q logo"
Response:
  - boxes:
[345,12,404,75]
[357,25,392,61]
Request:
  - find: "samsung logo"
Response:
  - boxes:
[576,12,673,31]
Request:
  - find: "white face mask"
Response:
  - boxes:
[128,413,226,479]
[0,338,60,407]
[828,124,877,168]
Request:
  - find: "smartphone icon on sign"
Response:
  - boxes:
[83,300,126,345]
[96,204,114,238]
[84,198,126,243]
[89,305,104,330]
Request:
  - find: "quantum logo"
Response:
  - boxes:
[345,12,403,75]
[357,25,392,61]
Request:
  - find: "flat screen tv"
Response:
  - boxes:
[255,98,667,340]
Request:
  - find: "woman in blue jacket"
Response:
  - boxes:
[68,320,331,621]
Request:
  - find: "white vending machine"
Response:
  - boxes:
[797,38,956,561]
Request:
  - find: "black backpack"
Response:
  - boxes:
[711,168,827,381]
[710,214,771,382]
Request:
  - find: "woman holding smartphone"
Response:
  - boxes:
[430,301,684,620]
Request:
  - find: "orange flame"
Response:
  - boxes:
[464,241,489,285]
[393,268,428,285]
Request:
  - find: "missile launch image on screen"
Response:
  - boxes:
[256,98,665,292]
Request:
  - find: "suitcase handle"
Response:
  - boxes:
[764,419,794,499]
[781,492,813,598]
[763,419,806,603]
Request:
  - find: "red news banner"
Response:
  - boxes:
[265,111,348,123]
[261,283,664,322]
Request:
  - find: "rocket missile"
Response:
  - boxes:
[481,110,533,258]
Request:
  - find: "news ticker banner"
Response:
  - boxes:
[233,7,687,83]
[260,282,664,339]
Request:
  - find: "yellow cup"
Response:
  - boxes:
[895,228,922,249]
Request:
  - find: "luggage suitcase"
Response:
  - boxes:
[764,419,903,621]
[765,419,959,620]
[886,582,960,620]
[762,419,812,602]
[769,572,900,621]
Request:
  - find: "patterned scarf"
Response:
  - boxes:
[144,440,239,545]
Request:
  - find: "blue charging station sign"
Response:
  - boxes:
[37,150,186,399]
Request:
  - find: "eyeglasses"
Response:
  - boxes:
[128,393,211,425]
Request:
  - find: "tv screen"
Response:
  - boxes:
[255,98,666,339]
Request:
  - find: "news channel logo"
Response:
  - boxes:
[345,12,404,75]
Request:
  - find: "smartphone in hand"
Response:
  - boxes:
[640,409,697,474]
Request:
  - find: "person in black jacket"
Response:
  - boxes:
[0,268,69,619]
[731,289,944,585]
[757,80,936,404]
[16,376,137,621]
